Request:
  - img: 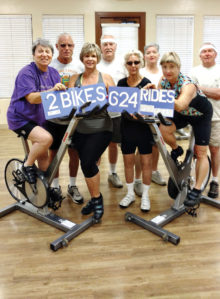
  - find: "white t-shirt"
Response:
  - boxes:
[189,64,220,121]
[97,57,126,85]
[97,56,126,118]
[50,58,84,87]
[139,67,163,87]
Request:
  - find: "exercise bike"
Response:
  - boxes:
[1,102,103,251]
[124,112,220,245]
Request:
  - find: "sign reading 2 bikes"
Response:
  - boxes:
[41,84,175,120]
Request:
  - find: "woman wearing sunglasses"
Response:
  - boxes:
[117,49,153,211]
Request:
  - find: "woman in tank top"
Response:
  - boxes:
[158,51,213,208]
[68,42,114,221]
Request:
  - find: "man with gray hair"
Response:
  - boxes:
[189,42,220,198]
[97,34,125,188]
[48,33,84,204]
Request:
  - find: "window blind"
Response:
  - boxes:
[42,15,84,60]
[156,16,194,74]
[0,15,32,98]
[203,16,220,64]
[101,23,139,59]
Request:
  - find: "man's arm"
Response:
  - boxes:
[198,85,220,100]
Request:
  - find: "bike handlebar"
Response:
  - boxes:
[122,111,172,126]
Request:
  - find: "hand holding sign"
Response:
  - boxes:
[41,84,175,120]
[108,86,175,117]
[41,83,107,120]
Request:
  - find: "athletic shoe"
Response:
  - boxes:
[134,181,143,197]
[208,181,219,198]
[184,188,201,207]
[119,194,135,208]
[171,146,184,162]
[22,165,36,184]
[151,170,166,186]
[81,199,94,215]
[141,194,150,212]
[50,186,63,198]
[67,185,84,204]
[108,173,123,188]
[92,194,104,221]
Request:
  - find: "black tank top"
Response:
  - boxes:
[74,72,112,134]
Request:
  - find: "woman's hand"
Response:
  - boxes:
[143,83,156,89]
[52,83,66,91]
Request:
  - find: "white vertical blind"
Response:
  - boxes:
[101,23,139,59]
[203,16,220,64]
[0,15,32,98]
[156,16,194,74]
[42,15,84,61]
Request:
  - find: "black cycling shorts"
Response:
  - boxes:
[121,118,154,155]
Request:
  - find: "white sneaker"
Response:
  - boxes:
[108,173,123,188]
[134,181,143,197]
[141,194,150,212]
[119,194,135,208]
[151,170,166,186]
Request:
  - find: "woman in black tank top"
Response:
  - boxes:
[117,50,154,212]
[68,43,115,221]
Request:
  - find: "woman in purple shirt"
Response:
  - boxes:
[7,38,66,184]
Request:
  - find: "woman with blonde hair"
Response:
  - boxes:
[118,49,154,211]
[159,51,213,207]
[69,42,115,221]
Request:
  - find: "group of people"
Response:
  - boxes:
[7,31,220,220]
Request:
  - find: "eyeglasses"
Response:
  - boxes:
[60,44,74,48]
[126,61,140,66]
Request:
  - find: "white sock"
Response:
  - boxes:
[69,177,76,186]
[126,182,134,195]
[109,163,116,174]
[51,178,59,188]
[212,176,218,183]
[135,178,142,184]
[142,184,150,198]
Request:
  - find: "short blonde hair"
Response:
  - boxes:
[124,49,144,67]
[160,51,181,68]
[79,42,101,63]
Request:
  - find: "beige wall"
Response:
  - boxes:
[1,0,220,125]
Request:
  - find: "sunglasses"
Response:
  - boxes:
[126,61,140,66]
[60,44,74,48]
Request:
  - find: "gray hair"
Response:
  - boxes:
[124,49,144,68]
[100,34,117,44]
[79,42,101,63]
[32,38,54,55]
[144,43,159,54]
[56,32,73,44]
[160,51,181,68]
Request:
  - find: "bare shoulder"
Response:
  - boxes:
[68,74,79,88]
[102,73,115,87]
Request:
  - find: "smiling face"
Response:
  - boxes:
[82,51,98,69]
[161,62,180,84]
[125,54,141,76]
[144,46,160,66]
[200,47,217,68]
[33,45,53,70]
[56,35,74,64]
[101,35,117,62]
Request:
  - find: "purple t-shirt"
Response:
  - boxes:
[7,62,61,130]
